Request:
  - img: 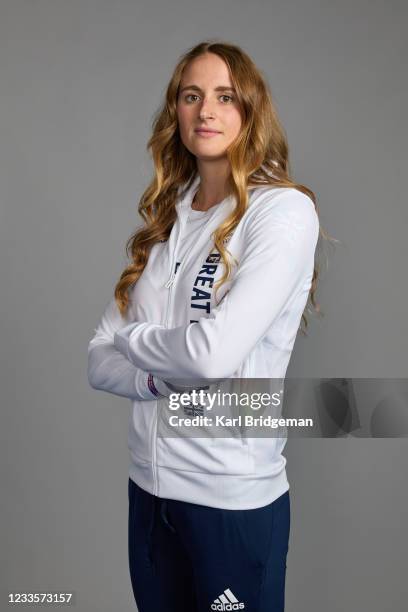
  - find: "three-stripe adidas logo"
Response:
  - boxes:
[211,587,245,610]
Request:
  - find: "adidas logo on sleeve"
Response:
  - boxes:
[211,588,245,610]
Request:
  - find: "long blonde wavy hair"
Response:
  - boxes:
[115,39,333,333]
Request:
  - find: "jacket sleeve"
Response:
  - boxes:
[87,296,170,400]
[113,190,320,382]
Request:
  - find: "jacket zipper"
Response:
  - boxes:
[164,209,221,291]
[151,217,187,496]
[151,200,230,493]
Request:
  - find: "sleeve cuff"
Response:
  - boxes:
[147,373,170,398]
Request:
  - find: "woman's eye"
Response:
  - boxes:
[184,94,234,103]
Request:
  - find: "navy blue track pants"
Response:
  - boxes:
[128,477,290,611]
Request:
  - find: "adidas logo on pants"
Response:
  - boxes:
[211,587,245,610]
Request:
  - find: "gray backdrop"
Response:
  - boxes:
[1,0,407,611]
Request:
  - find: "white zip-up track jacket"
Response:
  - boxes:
[87,174,320,509]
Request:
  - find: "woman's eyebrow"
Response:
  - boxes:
[179,85,236,94]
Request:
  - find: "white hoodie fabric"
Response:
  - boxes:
[87,174,319,509]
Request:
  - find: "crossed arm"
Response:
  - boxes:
[112,190,319,384]
[87,296,172,400]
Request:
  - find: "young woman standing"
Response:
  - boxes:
[88,40,322,612]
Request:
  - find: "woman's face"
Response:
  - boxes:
[176,53,243,161]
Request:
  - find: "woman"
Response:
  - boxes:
[88,40,323,612]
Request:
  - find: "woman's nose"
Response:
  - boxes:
[199,100,215,119]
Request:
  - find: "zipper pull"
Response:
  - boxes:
[164,273,176,288]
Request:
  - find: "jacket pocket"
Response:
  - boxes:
[156,435,255,476]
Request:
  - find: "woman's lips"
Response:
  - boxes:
[194,129,222,138]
